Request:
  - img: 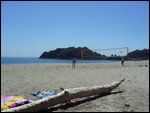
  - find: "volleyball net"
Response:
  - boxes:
[81,47,129,59]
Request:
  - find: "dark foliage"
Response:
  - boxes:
[39,47,149,60]
[127,49,149,60]
[39,47,103,59]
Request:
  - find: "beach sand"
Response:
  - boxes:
[1,60,149,112]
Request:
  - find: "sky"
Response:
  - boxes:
[1,1,149,57]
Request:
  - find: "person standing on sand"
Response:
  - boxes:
[121,57,124,66]
[72,57,77,69]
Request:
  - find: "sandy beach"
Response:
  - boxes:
[1,60,149,112]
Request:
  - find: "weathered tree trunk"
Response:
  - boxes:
[2,79,125,112]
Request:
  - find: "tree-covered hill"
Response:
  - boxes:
[127,49,149,60]
[39,47,149,60]
[39,47,104,59]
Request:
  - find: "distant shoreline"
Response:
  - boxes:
[1,57,149,65]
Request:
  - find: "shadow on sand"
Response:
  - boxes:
[41,90,124,112]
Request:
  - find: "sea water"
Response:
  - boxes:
[1,57,120,64]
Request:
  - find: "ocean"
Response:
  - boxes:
[1,57,121,64]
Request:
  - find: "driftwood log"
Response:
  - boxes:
[2,79,125,112]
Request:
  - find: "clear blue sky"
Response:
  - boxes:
[1,1,149,57]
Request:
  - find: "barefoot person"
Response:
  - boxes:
[72,57,76,69]
[121,57,124,66]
